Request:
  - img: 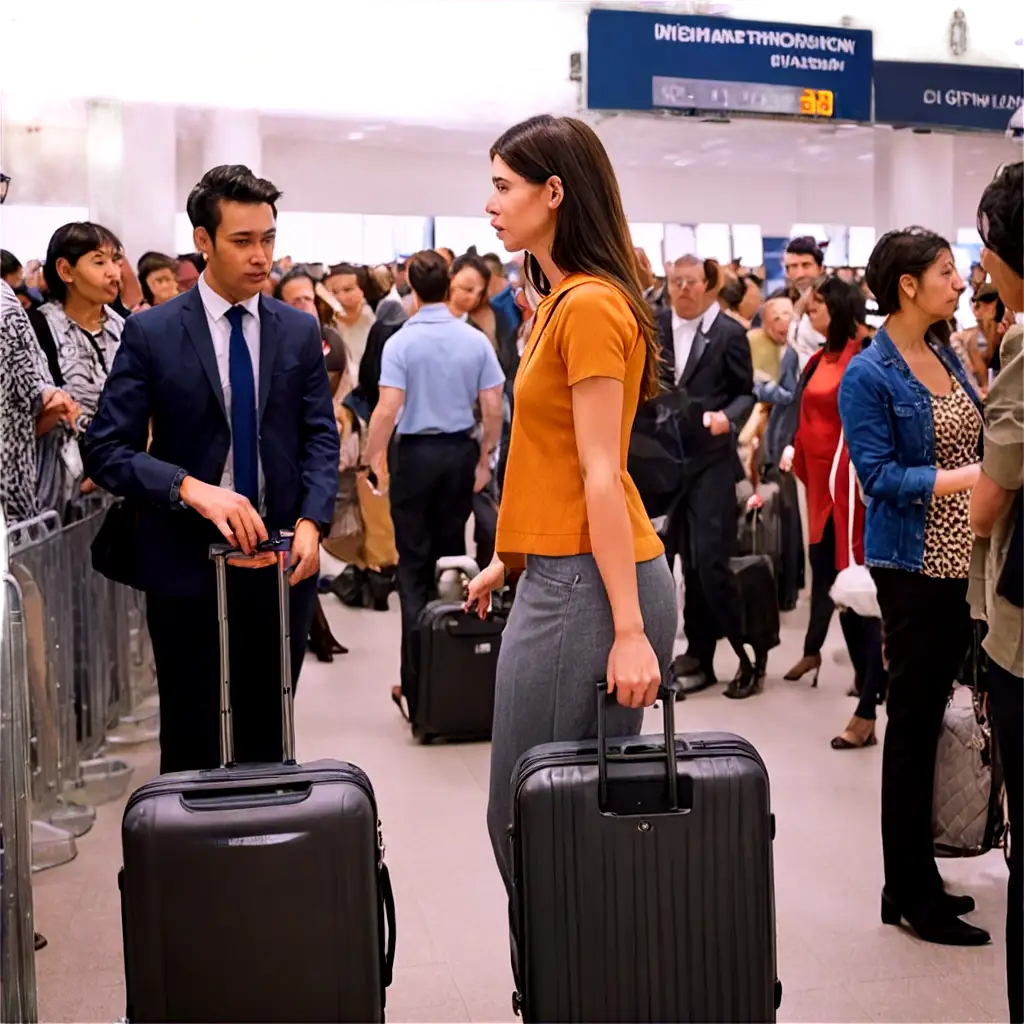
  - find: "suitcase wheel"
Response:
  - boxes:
[413,725,435,745]
[512,990,522,1017]
[775,978,783,1010]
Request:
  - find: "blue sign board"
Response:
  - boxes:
[874,61,1024,133]
[587,9,873,122]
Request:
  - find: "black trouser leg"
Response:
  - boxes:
[852,615,887,720]
[804,514,839,657]
[681,459,744,666]
[987,659,1023,1023]
[391,435,477,714]
[146,565,316,773]
[872,568,970,909]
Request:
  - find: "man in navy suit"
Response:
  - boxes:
[84,165,339,773]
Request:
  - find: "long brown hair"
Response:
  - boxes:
[490,115,660,401]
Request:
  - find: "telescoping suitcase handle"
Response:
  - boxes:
[596,678,681,813]
[209,537,296,767]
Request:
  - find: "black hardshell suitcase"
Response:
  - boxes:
[411,557,506,744]
[510,682,779,1023]
[120,540,396,1023]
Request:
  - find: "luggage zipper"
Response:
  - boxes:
[123,765,379,820]
[512,738,768,801]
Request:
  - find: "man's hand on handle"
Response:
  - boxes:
[180,477,269,555]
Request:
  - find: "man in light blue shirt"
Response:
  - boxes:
[365,249,504,715]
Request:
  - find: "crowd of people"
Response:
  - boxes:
[0,131,1020,1022]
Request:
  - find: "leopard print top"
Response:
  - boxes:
[922,376,981,579]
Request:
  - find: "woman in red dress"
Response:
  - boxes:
[785,276,886,748]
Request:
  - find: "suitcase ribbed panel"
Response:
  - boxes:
[514,735,775,1023]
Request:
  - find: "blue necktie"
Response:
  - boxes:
[225,305,259,506]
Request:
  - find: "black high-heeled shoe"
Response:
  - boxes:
[880,890,989,945]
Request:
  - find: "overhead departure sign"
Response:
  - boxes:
[874,61,1024,133]
[587,9,873,123]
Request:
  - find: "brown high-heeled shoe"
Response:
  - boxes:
[785,653,821,687]
[831,715,877,750]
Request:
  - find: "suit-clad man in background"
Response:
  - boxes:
[84,165,339,773]
[659,255,756,699]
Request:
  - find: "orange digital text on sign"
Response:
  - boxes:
[800,88,835,116]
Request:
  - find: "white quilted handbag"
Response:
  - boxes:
[827,430,881,619]
[932,684,1006,857]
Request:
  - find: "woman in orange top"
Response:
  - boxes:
[464,115,677,895]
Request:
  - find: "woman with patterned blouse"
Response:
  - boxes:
[839,227,987,949]
[37,222,125,431]
[0,279,79,524]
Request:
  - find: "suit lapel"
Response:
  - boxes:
[182,288,227,420]
[257,295,278,422]
[679,323,710,387]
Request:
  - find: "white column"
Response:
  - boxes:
[873,129,956,241]
[86,100,125,234]
[202,109,262,178]
[121,103,177,259]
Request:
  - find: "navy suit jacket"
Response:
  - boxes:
[656,306,755,477]
[83,286,340,597]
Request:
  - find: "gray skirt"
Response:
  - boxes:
[486,551,677,891]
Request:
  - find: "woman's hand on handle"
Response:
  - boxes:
[464,557,506,619]
[607,628,662,710]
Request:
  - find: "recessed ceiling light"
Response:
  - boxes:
[663,153,680,161]
[674,158,693,167]
[363,125,386,133]
[347,131,365,141]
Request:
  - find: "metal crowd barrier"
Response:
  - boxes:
[1,510,38,1023]
[5,497,159,876]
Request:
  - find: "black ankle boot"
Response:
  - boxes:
[724,657,759,700]
[881,890,990,946]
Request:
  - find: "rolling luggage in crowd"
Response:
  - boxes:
[119,539,396,1023]
[731,456,782,671]
[409,556,508,744]
[510,681,780,1023]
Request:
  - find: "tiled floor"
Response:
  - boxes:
[32,572,1010,1023]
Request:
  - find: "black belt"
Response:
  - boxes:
[397,431,473,444]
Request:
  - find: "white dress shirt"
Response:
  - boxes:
[197,272,265,509]
[671,302,720,384]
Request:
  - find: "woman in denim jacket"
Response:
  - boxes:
[838,227,988,948]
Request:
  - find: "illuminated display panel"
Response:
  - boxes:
[653,76,835,118]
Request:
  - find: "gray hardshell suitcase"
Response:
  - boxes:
[120,541,396,1023]
[510,683,779,1023]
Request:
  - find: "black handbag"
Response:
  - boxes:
[996,490,1023,609]
[90,499,141,590]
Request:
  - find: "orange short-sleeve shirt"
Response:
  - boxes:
[495,273,664,568]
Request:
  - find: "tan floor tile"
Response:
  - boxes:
[778,984,871,1023]
[854,975,994,1022]
[384,963,470,1023]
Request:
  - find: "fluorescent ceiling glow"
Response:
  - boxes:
[0,0,582,126]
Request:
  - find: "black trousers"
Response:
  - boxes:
[987,658,1023,1024]
[805,514,887,711]
[390,433,477,712]
[872,568,971,909]
[146,568,318,774]
[666,457,743,670]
